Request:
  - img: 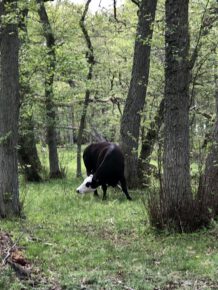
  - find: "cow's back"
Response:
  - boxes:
[83,142,111,173]
[83,142,125,184]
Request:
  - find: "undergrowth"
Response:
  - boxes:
[0,147,218,289]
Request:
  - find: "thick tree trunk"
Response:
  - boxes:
[120,0,158,188]
[162,0,192,227]
[76,0,95,177]
[18,114,42,182]
[198,56,218,216]
[36,0,62,178]
[0,1,20,217]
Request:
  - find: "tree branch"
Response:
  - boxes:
[79,0,95,65]
[129,0,140,7]
[189,0,217,70]
[113,0,127,25]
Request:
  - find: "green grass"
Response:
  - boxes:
[1,147,218,289]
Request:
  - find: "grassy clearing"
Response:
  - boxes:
[1,147,218,289]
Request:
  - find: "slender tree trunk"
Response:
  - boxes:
[68,106,74,145]
[77,88,92,177]
[162,0,192,227]
[120,0,158,188]
[76,0,95,177]
[138,98,164,185]
[0,0,20,217]
[18,114,42,182]
[36,0,62,178]
[198,54,218,216]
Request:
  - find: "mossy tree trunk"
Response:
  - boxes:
[18,113,42,182]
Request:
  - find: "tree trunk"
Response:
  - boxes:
[0,0,20,217]
[162,0,192,228]
[68,106,74,145]
[120,0,158,188]
[198,54,218,217]
[76,0,95,177]
[138,98,164,186]
[18,114,42,182]
[36,0,62,178]
[77,89,92,177]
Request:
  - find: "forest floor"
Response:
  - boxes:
[1,148,218,290]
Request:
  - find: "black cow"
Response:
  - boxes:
[76,142,132,200]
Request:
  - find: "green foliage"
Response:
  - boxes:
[17,0,218,151]
[0,131,12,145]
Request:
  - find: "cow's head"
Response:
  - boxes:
[76,175,99,194]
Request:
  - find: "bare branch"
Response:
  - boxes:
[112,0,127,25]
[129,0,140,7]
[189,0,217,70]
[79,0,95,65]
[113,0,117,19]
[190,106,213,120]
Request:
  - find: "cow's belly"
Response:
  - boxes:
[103,176,119,187]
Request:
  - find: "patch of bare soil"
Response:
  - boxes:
[0,231,62,290]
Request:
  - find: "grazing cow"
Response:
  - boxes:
[76,142,132,200]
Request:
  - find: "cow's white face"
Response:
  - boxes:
[76,175,97,194]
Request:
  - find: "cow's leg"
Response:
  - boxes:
[93,190,99,197]
[102,184,107,200]
[120,176,132,200]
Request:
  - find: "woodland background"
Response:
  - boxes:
[0,0,218,289]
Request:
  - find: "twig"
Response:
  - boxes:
[2,232,24,266]
[113,0,126,25]
[189,0,212,70]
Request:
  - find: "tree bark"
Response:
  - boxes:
[138,98,164,185]
[162,0,192,227]
[76,0,95,177]
[120,0,158,188]
[0,0,20,217]
[36,0,62,178]
[68,106,74,145]
[16,5,42,182]
[198,53,218,216]
[18,114,42,182]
